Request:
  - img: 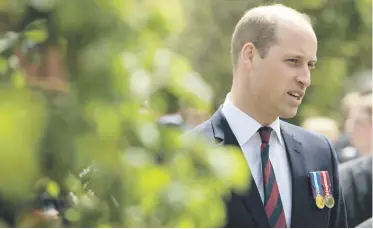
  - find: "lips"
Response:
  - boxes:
[287,91,304,100]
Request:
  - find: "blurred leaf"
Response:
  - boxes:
[0,88,45,200]
[65,208,80,222]
[356,0,373,28]
[46,181,60,198]
[0,218,8,228]
[24,29,48,43]
[177,216,195,228]
[11,71,25,88]
[24,19,48,43]
[29,0,59,11]
[0,57,7,75]
[0,0,258,227]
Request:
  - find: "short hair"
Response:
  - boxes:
[230,4,312,69]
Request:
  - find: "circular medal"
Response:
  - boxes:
[315,194,325,209]
[324,194,335,208]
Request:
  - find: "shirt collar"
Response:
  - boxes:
[222,93,284,146]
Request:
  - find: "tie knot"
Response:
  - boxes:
[258,126,272,144]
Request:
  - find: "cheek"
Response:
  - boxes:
[267,62,291,81]
[363,125,372,135]
[252,61,288,95]
[265,65,290,93]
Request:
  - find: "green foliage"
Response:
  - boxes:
[2,0,369,226]
[174,0,372,125]
[0,0,250,227]
[23,19,48,43]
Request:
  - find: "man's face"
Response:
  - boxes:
[246,22,318,119]
[351,110,372,155]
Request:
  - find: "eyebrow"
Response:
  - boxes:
[288,53,317,63]
[309,58,317,64]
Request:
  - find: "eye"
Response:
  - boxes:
[308,63,316,70]
[287,59,298,64]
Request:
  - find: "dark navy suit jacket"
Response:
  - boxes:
[188,107,347,228]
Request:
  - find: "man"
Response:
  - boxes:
[335,92,364,163]
[338,92,372,163]
[339,97,372,227]
[349,94,372,157]
[188,4,347,228]
[339,156,372,228]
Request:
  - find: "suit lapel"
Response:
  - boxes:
[211,107,270,228]
[281,122,310,227]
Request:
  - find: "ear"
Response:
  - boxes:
[241,42,256,65]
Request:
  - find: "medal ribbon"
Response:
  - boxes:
[316,172,324,196]
[309,172,321,198]
[320,171,331,194]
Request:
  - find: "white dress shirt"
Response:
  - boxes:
[222,94,292,227]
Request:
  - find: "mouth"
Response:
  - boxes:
[287,91,304,101]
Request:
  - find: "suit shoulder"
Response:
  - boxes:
[280,120,331,143]
[183,119,215,142]
[339,156,372,175]
[281,120,337,161]
[187,120,211,134]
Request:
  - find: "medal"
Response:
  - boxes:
[309,172,325,209]
[324,193,335,208]
[315,193,325,209]
[320,171,335,208]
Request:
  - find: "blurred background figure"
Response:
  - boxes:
[301,116,340,143]
[356,217,372,228]
[182,107,210,130]
[339,155,372,228]
[337,91,372,163]
[349,94,372,157]
[149,87,211,131]
[342,92,362,134]
[338,92,372,227]
[150,88,185,129]
[334,92,362,154]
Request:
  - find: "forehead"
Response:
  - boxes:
[270,21,318,60]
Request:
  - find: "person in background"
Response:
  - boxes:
[356,217,372,228]
[150,88,185,129]
[334,92,361,159]
[183,107,210,130]
[339,155,372,228]
[336,92,372,163]
[338,93,372,227]
[301,116,340,143]
[342,92,362,134]
[349,94,372,157]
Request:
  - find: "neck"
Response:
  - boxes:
[230,81,277,126]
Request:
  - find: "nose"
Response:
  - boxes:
[296,68,311,88]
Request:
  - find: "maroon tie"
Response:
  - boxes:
[258,127,287,228]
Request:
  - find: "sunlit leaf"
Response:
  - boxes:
[11,71,25,88]
[24,29,48,43]
[29,0,59,11]
[65,208,81,222]
[46,180,60,198]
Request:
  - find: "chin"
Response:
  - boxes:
[279,109,298,119]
